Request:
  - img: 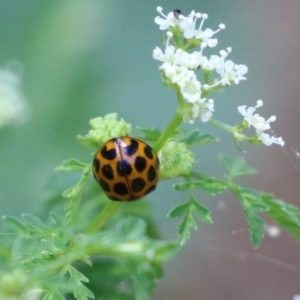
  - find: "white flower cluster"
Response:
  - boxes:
[153,7,248,123]
[238,100,284,146]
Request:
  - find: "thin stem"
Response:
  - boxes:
[209,118,236,133]
[85,201,123,234]
[153,91,184,152]
[153,111,183,152]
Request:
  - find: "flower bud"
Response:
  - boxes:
[159,141,194,178]
[88,113,131,144]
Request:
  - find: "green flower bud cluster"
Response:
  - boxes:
[0,269,38,299]
[159,141,194,178]
[88,113,131,145]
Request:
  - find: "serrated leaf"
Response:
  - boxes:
[62,166,91,223]
[21,214,48,231]
[41,290,66,300]
[174,179,226,195]
[77,135,100,149]
[136,126,161,143]
[178,213,196,244]
[192,200,213,224]
[115,216,147,240]
[62,183,83,198]
[179,130,218,147]
[168,203,189,218]
[74,286,95,300]
[250,202,269,212]
[65,192,82,224]
[238,189,265,248]
[3,216,33,234]
[153,242,179,262]
[55,159,89,171]
[69,266,90,283]
[263,195,300,242]
[246,212,265,249]
[127,260,156,300]
[220,155,256,180]
[49,212,63,226]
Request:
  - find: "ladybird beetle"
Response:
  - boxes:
[92,136,159,201]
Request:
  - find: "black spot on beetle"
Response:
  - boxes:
[147,166,157,181]
[144,145,153,159]
[128,195,140,201]
[134,156,147,172]
[123,139,138,156]
[101,146,116,160]
[99,179,110,192]
[117,160,132,176]
[131,178,146,193]
[102,164,114,180]
[113,182,129,196]
[93,157,100,173]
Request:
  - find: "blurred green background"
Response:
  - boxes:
[0,1,300,299]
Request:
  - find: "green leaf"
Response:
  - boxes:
[67,266,94,300]
[55,159,89,171]
[179,130,218,147]
[153,242,179,262]
[220,155,256,180]
[137,126,182,143]
[168,203,189,218]
[178,213,197,244]
[192,200,213,224]
[169,196,213,244]
[238,188,266,248]
[62,165,91,223]
[77,135,100,149]
[115,216,147,240]
[263,195,300,241]
[174,179,226,195]
[21,214,48,231]
[49,212,64,226]
[136,126,161,143]
[68,266,90,283]
[127,260,156,300]
[41,290,66,300]
[64,192,82,224]
[3,216,33,234]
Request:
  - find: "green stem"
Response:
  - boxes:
[209,118,236,133]
[153,111,183,152]
[85,202,123,234]
[153,91,184,152]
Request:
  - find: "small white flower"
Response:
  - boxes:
[179,73,202,103]
[238,100,276,131]
[238,100,284,146]
[200,53,225,71]
[192,98,214,122]
[177,51,202,69]
[179,10,201,39]
[257,132,285,146]
[154,7,182,30]
[180,12,225,47]
[216,60,248,85]
[153,45,176,63]
[160,63,188,85]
